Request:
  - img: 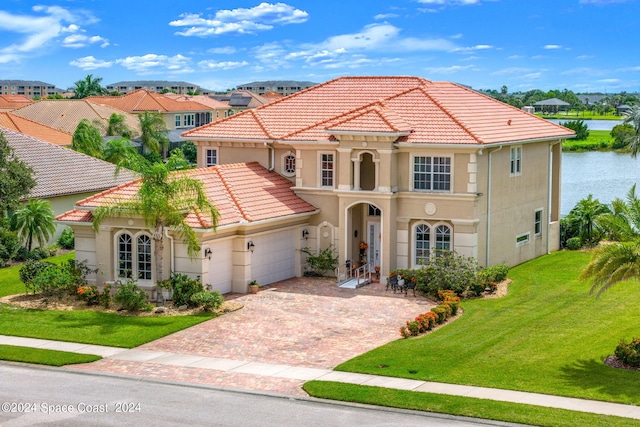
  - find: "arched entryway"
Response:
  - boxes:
[345,202,382,270]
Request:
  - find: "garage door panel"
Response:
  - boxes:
[251,230,296,285]
[207,240,232,294]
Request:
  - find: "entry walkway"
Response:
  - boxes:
[1,334,640,421]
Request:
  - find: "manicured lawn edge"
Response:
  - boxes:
[0,344,101,366]
[303,381,640,427]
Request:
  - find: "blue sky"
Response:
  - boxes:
[1,0,639,93]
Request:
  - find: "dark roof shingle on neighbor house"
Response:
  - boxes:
[1,127,137,199]
[57,162,318,228]
[184,76,575,145]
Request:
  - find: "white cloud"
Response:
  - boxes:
[417,0,483,4]
[452,44,494,53]
[0,6,104,62]
[207,46,238,54]
[508,55,525,59]
[424,64,477,74]
[491,67,534,76]
[543,44,562,50]
[69,56,112,70]
[63,34,110,49]
[576,55,594,59]
[597,78,621,83]
[116,54,193,74]
[374,13,399,20]
[198,60,249,70]
[170,2,309,37]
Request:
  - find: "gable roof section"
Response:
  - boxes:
[57,162,317,228]
[184,76,574,145]
[11,99,140,135]
[0,112,72,146]
[89,89,211,113]
[0,95,33,111]
[1,127,137,199]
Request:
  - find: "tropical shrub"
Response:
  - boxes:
[413,251,480,297]
[301,245,338,277]
[114,280,150,311]
[615,338,640,367]
[560,120,589,140]
[77,285,101,306]
[57,228,75,249]
[566,237,583,250]
[30,264,73,296]
[62,259,100,291]
[190,291,224,311]
[476,264,509,294]
[157,273,204,308]
[0,227,21,263]
[611,123,635,149]
[19,259,56,292]
[431,306,447,324]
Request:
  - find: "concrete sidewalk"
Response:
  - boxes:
[2,334,639,421]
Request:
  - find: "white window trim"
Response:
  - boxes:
[319,151,335,188]
[411,221,453,268]
[411,154,453,192]
[534,208,543,237]
[510,146,522,177]
[205,148,218,167]
[281,151,296,177]
[114,230,154,284]
[516,232,530,247]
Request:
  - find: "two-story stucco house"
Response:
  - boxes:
[57,76,574,296]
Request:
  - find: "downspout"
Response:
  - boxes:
[547,142,557,254]
[164,229,174,273]
[264,142,275,171]
[486,146,503,266]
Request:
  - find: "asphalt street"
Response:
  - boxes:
[0,363,526,427]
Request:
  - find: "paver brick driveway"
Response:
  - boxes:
[143,277,434,368]
[71,277,434,395]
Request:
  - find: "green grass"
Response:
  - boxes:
[0,344,101,366]
[305,382,640,427]
[563,130,614,151]
[0,252,215,348]
[0,252,74,298]
[538,112,622,121]
[333,251,640,405]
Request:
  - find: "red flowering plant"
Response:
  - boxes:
[359,241,368,250]
[77,285,100,306]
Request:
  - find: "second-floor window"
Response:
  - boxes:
[414,156,451,191]
[175,114,181,128]
[534,209,543,236]
[184,114,195,127]
[321,153,334,187]
[206,149,217,167]
[283,154,296,176]
[510,146,522,176]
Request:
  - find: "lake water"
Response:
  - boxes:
[548,119,622,130]
[562,151,640,215]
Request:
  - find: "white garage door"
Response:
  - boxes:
[207,239,233,294]
[251,229,297,285]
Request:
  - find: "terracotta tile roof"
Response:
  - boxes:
[1,127,138,199]
[88,89,212,113]
[183,76,574,145]
[55,209,94,223]
[163,93,230,110]
[12,99,140,136]
[0,112,72,146]
[60,162,317,228]
[0,95,33,111]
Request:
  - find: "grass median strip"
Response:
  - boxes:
[304,381,640,427]
[0,344,101,366]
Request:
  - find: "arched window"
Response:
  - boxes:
[137,235,152,280]
[282,153,296,176]
[118,233,132,278]
[435,225,451,254]
[116,232,152,281]
[415,224,431,265]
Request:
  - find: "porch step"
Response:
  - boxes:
[338,278,369,289]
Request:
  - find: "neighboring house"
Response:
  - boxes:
[104,81,213,95]
[0,112,72,146]
[88,90,213,132]
[183,76,575,281]
[0,80,65,99]
[163,93,232,122]
[210,90,273,117]
[0,94,33,112]
[1,127,137,242]
[11,99,140,136]
[56,162,318,297]
[236,80,318,96]
[533,98,571,114]
[617,104,633,115]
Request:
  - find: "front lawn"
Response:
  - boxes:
[333,251,640,405]
[0,252,215,348]
[0,344,101,366]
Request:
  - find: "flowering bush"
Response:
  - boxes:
[359,241,368,250]
[77,285,100,306]
[615,337,640,367]
[399,310,442,338]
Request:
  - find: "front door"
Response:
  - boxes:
[367,221,381,269]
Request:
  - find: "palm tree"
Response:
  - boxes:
[596,184,640,241]
[138,111,169,158]
[107,113,136,139]
[12,199,56,251]
[72,74,107,99]
[72,119,104,159]
[564,194,611,245]
[92,151,219,287]
[580,241,640,297]
[103,137,139,166]
[623,105,640,157]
